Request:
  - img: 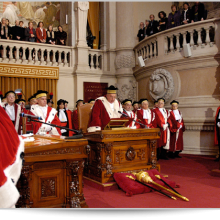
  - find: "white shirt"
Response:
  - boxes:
[109,102,114,112]
[143,109,149,119]
[184,9,188,21]
[5,104,15,121]
[39,105,47,118]
[173,109,181,120]
[125,110,132,117]
[59,109,67,122]
[159,108,166,119]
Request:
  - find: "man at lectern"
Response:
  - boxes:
[87,85,123,133]
[29,90,61,135]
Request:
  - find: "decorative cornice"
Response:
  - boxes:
[0,63,59,79]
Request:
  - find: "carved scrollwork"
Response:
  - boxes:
[149,68,174,103]
[126,147,136,161]
[149,140,157,169]
[115,54,135,69]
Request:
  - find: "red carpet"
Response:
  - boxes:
[83,154,220,208]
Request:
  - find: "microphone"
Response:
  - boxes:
[20,113,43,120]
[118,111,148,129]
[118,111,127,117]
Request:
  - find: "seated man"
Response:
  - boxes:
[30,90,61,135]
[136,99,155,128]
[87,85,123,132]
[120,99,137,129]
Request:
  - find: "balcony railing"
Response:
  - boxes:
[0,39,105,72]
[133,18,220,70]
[0,39,71,67]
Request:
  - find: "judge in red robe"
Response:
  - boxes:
[132,101,139,115]
[87,85,123,132]
[136,99,155,129]
[120,99,138,129]
[1,91,23,135]
[72,99,84,131]
[168,100,185,158]
[0,106,24,208]
[57,99,75,137]
[152,98,172,160]
[214,106,220,161]
[29,90,61,135]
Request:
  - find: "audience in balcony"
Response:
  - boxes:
[0,18,10,40]
[46,25,56,45]
[158,11,168,32]
[136,2,208,40]
[146,14,159,36]
[56,25,67,46]
[191,2,206,23]
[19,21,25,41]
[137,22,145,42]
[36,22,46,43]
[25,21,36,42]
[181,2,192,25]
[11,20,23,41]
[167,4,181,29]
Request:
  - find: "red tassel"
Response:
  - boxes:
[0,91,2,99]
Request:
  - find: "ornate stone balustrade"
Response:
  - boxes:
[88,48,103,70]
[0,39,71,68]
[133,18,220,71]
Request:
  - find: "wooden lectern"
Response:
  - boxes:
[83,128,160,184]
[78,104,161,184]
[16,135,89,208]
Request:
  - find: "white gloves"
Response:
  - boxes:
[217,122,220,128]
[45,124,52,132]
[61,129,67,133]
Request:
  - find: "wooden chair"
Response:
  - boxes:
[78,103,93,134]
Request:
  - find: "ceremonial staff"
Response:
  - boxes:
[155,175,181,196]
[126,175,176,200]
[133,171,189,202]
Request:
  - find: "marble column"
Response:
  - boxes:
[115,2,137,102]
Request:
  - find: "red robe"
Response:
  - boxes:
[214,107,220,146]
[22,108,33,133]
[136,108,155,129]
[120,109,138,128]
[30,105,61,135]
[169,110,185,152]
[0,106,24,208]
[152,108,171,149]
[57,109,75,136]
[72,109,79,131]
[87,97,122,132]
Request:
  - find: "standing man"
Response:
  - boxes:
[30,90,61,135]
[120,99,137,129]
[152,100,158,113]
[87,85,123,132]
[136,99,155,129]
[1,91,22,134]
[153,98,171,160]
[146,14,159,36]
[168,100,185,158]
[137,22,145,42]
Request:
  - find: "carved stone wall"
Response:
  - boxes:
[149,68,174,103]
